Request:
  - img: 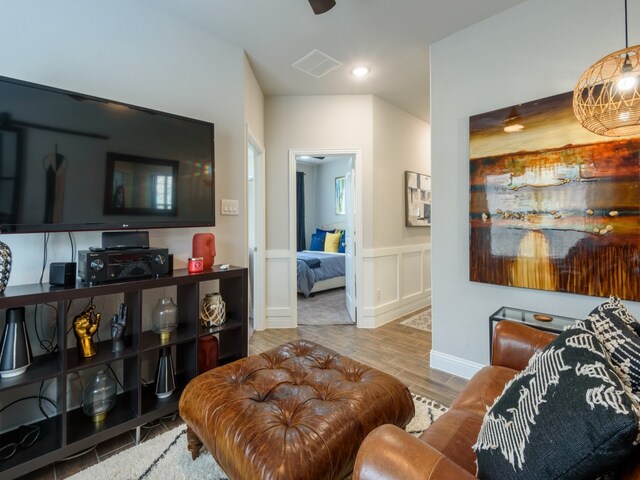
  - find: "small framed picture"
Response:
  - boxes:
[335,176,345,215]
[405,171,431,226]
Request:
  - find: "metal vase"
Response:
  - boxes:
[0,307,33,378]
[154,347,175,399]
[0,240,11,294]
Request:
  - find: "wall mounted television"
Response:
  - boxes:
[0,75,215,234]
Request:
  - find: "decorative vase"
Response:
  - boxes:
[82,370,117,423]
[0,307,33,378]
[154,347,176,399]
[200,293,226,328]
[0,240,11,294]
[198,335,219,374]
[151,298,178,343]
[192,233,216,270]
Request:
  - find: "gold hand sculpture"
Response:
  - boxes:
[73,305,101,358]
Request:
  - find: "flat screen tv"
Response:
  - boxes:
[0,76,215,234]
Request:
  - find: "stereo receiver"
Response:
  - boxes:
[78,248,169,284]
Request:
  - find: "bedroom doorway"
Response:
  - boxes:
[289,149,362,327]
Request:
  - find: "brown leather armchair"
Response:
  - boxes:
[353,320,640,480]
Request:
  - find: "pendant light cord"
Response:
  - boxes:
[624,0,629,48]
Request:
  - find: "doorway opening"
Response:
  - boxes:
[289,149,361,327]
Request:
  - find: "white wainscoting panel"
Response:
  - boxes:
[265,250,295,328]
[401,251,423,299]
[359,244,431,328]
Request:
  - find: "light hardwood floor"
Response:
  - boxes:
[249,313,468,407]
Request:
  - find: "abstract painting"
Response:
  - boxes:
[469,91,639,301]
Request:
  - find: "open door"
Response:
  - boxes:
[345,160,356,322]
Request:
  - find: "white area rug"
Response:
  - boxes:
[400,308,432,332]
[70,394,446,480]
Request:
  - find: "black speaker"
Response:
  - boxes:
[102,231,149,250]
[49,262,77,286]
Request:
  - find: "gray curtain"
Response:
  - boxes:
[296,172,306,251]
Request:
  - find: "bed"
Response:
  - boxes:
[297,251,345,297]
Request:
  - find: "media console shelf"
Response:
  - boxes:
[0,266,247,480]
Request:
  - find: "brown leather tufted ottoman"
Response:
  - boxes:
[179,339,414,480]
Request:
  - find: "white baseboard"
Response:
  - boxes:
[429,350,484,380]
[265,317,296,329]
[359,290,431,329]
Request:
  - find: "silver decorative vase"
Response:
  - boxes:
[0,240,11,294]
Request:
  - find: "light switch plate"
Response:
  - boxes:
[221,199,239,216]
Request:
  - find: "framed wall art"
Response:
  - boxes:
[335,176,345,215]
[469,91,639,301]
[405,171,431,227]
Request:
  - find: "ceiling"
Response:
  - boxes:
[154,0,525,122]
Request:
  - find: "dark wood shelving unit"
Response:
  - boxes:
[0,266,248,479]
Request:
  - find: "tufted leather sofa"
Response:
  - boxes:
[353,320,640,479]
[179,339,414,480]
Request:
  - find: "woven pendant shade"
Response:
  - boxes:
[573,45,640,137]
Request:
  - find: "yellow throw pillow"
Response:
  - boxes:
[324,232,340,253]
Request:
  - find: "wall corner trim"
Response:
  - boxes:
[429,349,484,380]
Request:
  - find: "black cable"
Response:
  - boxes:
[0,395,57,414]
[625,0,629,48]
[68,232,75,262]
[106,362,125,392]
[39,233,49,284]
[38,381,53,419]
[33,304,58,354]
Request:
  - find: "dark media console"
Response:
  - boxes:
[78,248,169,284]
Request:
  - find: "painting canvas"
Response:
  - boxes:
[469,91,639,301]
[335,176,345,215]
[406,171,431,226]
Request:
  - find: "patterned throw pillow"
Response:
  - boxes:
[474,329,640,480]
[587,295,640,336]
[574,297,640,395]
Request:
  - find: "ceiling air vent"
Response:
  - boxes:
[292,49,343,78]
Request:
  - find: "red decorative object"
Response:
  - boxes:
[198,335,219,374]
[188,257,203,273]
[192,233,215,270]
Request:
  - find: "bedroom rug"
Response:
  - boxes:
[297,287,354,325]
[400,307,432,332]
[69,394,447,480]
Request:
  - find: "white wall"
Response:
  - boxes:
[264,94,431,328]
[314,158,350,229]
[0,0,254,283]
[430,0,640,378]
[264,95,372,328]
[361,97,431,327]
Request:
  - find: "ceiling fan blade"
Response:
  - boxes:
[308,0,336,15]
[313,156,326,160]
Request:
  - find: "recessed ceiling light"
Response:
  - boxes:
[350,66,370,77]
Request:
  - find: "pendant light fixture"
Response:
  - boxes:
[573,0,640,136]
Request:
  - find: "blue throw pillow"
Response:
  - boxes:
[309,233,324,251]
[338,230,346,253]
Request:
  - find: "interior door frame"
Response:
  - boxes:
[288,148,363,327]
[247,126,266,331]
